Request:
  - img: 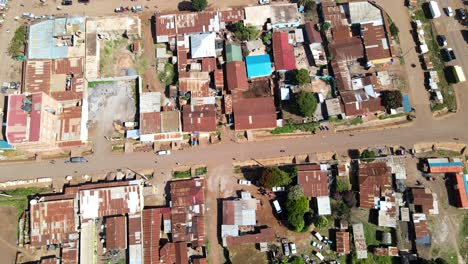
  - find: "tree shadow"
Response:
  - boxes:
[178,1,192,11]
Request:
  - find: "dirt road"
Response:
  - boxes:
[0,206,18,264]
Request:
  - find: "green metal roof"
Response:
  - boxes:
[225,43,243,63]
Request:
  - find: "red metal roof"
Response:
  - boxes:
[214,69,224,88]
[154,14,177,38]
[202,57,217,72]
[170,178,205,207]
[6,94,28,144]
[140,112,162,135]
[128,215,142,246]
[336,231,350,254]
[272,32,295,71]
[143,208,162,264]
[297,166,329,197]
[226,61,248,91]
[414,217,429,239]
[176,11,219,35]
[29,93,43,142]
[178,71,211,98]
[304,22,323,44]
[453,173,468,208]
[193,258,208,264]
[429,166,463,173]
[224,227,275,246]
[232,96,276,130]
[159,242,188,264]
[358,162,392,208]
[182,104,216,132]
[218,9,245,23]
[105,216,127,250]
[30,199,77,247]
[361,23,392,62]
[61,243,78,264]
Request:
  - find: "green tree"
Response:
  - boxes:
[8,25,27,58]
[360,149,376,162]
[191,0,207,11]
[259,167,292,189]
[380,90,403,111]
[322,21,331,31]
[287,185,305,200]
[315,215,330,229]
[296,90,318,117]
[389,22,399,38]
[289,256,305,264]
[285,195,309,232]
[233,21,260,41]
[292,69,311,85]
[287,212,305,232]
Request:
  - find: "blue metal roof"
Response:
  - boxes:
[402,94,411,113]
[0,140,14,149]
[428,162,463,167]
[463,175,468,201]
[245,54,272,78]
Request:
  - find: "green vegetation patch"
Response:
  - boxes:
[158,63,175,87]
[88,80,114,88]
[8,25,27,59]
[194,167,208,176]
[173,169,192,179]
[271,122,318,134]
[0,187,51,219]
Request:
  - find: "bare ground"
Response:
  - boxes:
[0,206,18,264]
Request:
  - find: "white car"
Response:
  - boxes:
[446,7,454,17]
[258,0,270,5]
[156,150,171,156]
[238,179,252,185]
[272,186,286,192]
[289,243,297,254]
[283,243,290,256]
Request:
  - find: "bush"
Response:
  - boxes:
[195,167,207,176]
[296,90,318,117]
[173,170,191,178]
[315,215,330,229]
[8,25,27,58]
[158,63,175,87]
[360,149,376,162]
[191,0,207,11]
[390,22,399,38]
[233,21,260,41]
[322,22,331,31]
[289,256,305,264]
[271,122,317,134]
[259,167,292,189]
[292,69,311,85]
[336,178,350,193]
[380,90,403,111]
[287,185,305,200]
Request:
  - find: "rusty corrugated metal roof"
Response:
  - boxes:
[143,208,162,264]
[105,216,127,249]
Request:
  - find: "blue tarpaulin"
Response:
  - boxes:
[245,54,272,78]
[0,140,13,149]
[402,94,411,113]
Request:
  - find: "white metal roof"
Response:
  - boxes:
[316,196,331,216]
[190,33,216,58]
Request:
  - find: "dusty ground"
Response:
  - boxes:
[87,80,137,154]
[0,206,18,264]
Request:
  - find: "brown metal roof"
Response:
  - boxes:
[61,243,78,264]
[30,199,77,247]
[202,57,217,72]
[336,231,350,254]
[226,61,248,91]
[193,258,208,264]
[182,104,216,132]
[297,168,329,197]
[358,162,392,208]
[140,112,162,135]
[159,242,188,264]
[361,23,392,62]
[222,200,236,225]
[224,227,275,246]
[214,69,224,89]
[414,218,429,239]
[129,215,142,246]
[176,11,219,35]
[412,188,434,215]
[155,14,177,38]
[232,96,276,131]
[218,9,245,23]
[304,22,323,44]
[143,208,162,264]
[178,71,211,98]
[105,216,127,249]
[340,90,384,116]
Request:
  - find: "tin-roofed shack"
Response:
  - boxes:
[358,162,392,208]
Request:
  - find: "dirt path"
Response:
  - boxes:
[0,206,18,264]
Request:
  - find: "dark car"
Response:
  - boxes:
[62,0,73,5]
[457,8,467,20]
[441,48,456,61]
[65,156,88,163]
[115,7,125,13]
[437,35,447,46]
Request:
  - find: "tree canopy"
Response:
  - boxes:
[296,90,318,117]
[191,0,208,11]
[259,167,291,189]
[8,25,27,58]
[360,149,376,162]
[380,90,403,111]
[288,256,305,264]
[287,185,305,201]
[292,69,311,85]
[233,21,260,41]
[285,186,309,232]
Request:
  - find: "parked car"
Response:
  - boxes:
[131,6,143,12]
[62,0,73,6]
[22,12,35,19]
[156,150,171,156]
[457,8,467,20]
[272,186,286,192]
[437,35,447,46]
[289,243,297,254]
[313,231,323,241]
[238,179,251,185]
[65,156,88,163]
[283,243,290,256]
[441,48,456,61]
[445,6,454,16]
[115,7,125,13]
[258,0,270,5]
[273,200,282,214]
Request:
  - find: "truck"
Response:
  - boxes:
[450,65,466,83]
[428,1,441,18]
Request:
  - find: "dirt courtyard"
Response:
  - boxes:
[0,206,18,264]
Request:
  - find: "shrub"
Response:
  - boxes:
[360,149,376,162]
[173,170,191,178]
[296,90,318,117]
[233,21,260,41]
[8,25,27,58]
[292,69,311,85]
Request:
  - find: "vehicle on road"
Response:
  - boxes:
[131,6,143,12]
[313,231,324,241]
[62,0,72,5]
[314,251,324,261]
[290,243,297,254]
[65,157,88,163]
[445,7,454,17]
[156,150,171,156]
[437,35,447,46]
[238,179,252,185]
[115,7,125,13]
[457,8,467,20]
[273,200,282,214]
[272,186,286,192]
[441,48,456,61]
[258,0,270,5]
[449,65,466,83]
